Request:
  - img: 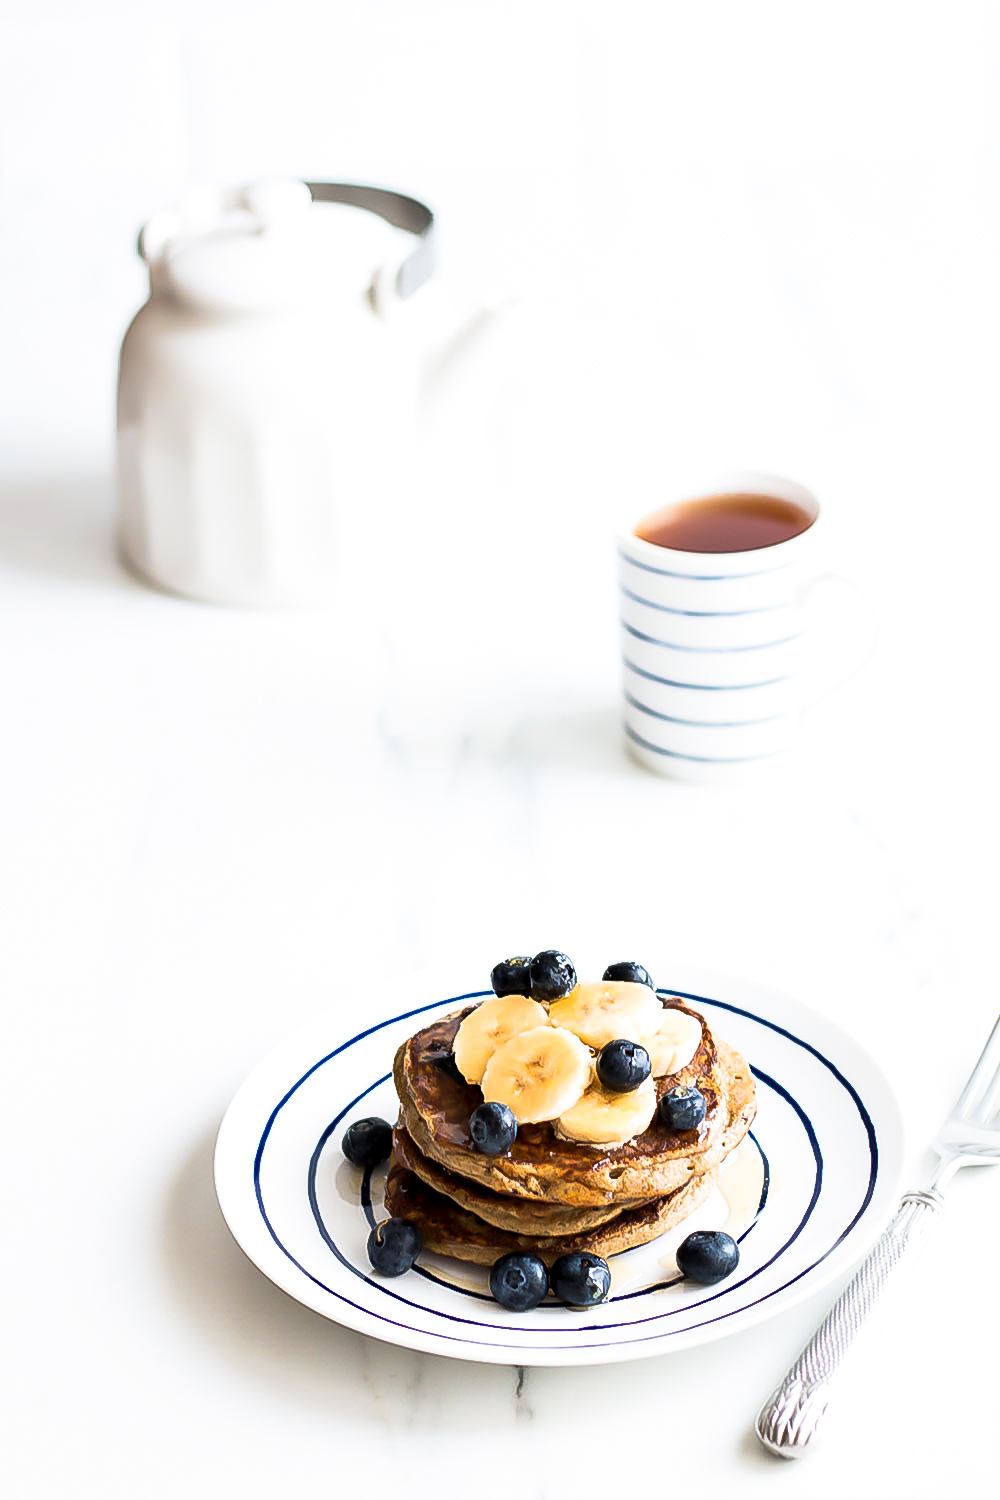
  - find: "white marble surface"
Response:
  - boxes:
[4,4,1000,1495]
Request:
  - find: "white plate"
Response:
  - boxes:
[214,962,904,1366]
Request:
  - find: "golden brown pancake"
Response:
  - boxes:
[392,1122,624,1235]
[393,1002,756,1208]
[384,1156,716,1267]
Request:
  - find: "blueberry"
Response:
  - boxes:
[658,1084,707,1132]
[596,1039,651,1093]
[529,950,577,1001]
[469,1101,518,1156]
[489,1252,549,1311]
[602,961,654,989]
[491,956,533,997]
[367,1217,422,1276]
[342,1116,394,1169]
[676,1229,739,1285]
[550,1251,611,1308]
[426,1043,464,1084]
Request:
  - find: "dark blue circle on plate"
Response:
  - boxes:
[251,986,879,1351]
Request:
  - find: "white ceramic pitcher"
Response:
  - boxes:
[117,179,491,605]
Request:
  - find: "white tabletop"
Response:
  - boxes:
[3,4,1000,1494]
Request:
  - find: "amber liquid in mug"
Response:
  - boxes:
[634,492,814,554]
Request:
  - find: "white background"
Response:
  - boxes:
[2,2,999,1495]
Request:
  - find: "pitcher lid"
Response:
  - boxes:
[140,179,435,314]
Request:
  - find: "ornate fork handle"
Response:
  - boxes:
[755,1189,943,1457]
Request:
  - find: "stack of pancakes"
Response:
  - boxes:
[386,999,756,1267]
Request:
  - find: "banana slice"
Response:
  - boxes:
[646,1005,703,1078]
[556,1075,657,1147]
[453,995,549,1085]
[481,1025,592,1124]
[548,980,663,1050]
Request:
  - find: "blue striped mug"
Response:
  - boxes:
[618,473,867,780]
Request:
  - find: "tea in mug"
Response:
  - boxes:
[634,492,814,554]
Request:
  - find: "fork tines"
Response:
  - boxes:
[953,1015,1000,1124]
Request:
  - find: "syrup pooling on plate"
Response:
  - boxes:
[718,1135,768,1237]
[607,1134,767,1298]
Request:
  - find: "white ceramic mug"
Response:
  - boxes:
[617,473,868,781]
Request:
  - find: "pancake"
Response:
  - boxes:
[393,1002,756,1208]
[384,1156,716,1267]
[392,1122,625,1235]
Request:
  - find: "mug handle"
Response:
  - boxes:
[796,573,876,712]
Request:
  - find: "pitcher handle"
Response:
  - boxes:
[305,182,437,311]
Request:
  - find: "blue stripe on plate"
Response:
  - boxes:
[619,584,785,618]
[619,548,793,582]
[622,621,801,654]
[624,722,783,764]
[253,987,878,1351]
[624,691,785,729]
[623,657,792,691]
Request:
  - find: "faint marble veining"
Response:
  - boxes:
[513,1364,534,1422]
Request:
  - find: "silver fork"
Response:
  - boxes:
[755,1012,1000,1458]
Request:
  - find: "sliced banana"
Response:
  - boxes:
[556,1075,657,1148]
[480,1025,592,1124]
[646,1005,703,1078]
[548,980,663,1050]
[453,995,549,1085]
